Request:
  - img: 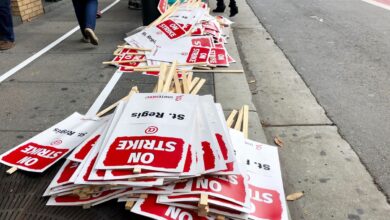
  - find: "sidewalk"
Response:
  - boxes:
[0,0,263,219]
[228,0,390,219]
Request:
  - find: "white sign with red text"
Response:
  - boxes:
[95,93,199,173]
[0,112,104,172]
[132,195,213,220]
[234,137,288,220]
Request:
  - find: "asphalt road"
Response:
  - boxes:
[247,0,390,199]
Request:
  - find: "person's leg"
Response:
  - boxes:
[213,0,226,13]
[229,0,238,17]
[84,0,99,45]
[72,0,87,38]
[84,0,98,30]
[0,0,15,42]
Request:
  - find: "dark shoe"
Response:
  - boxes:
[84,28,99,46]
[0,41,15,50]
[230,6,238,17]
[212,5,226,13]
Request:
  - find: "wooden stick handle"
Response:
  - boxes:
[6,166,18,175]
[234,107,244,131]
[162,61,178,92]
[190,79,206,95]
[96,86,139,117]
[117,46,151,51]
[242,105,249,138]
[226,110,238,128]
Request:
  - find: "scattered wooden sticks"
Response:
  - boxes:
[227,105,250,137]
[102,59,146,65]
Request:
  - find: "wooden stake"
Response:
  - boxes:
[6,166,18,175]
[113,52,145,56]
[96,86,139,117]
[117,45,151,51]
[173,70,182,94]
[226,110,238,128]
[216,216,225,220]
[125,201,135,210]
[162,60,178,92]
[157,64,168,92]
[182,73,190,94]
[198,193,209,217]
[190,79,206,95]
[189,77,200,91]
[234,107,244,131]
[82,204,92,209]
[133,167,142,174]
[140,193,148,199]
[102,59,146,65]
[187,72,193,83]
[242,105,249,138]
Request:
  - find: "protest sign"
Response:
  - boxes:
[0,113,104,172]
[132,195,212,220]
[96,93,198,173]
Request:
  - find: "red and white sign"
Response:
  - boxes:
[164,175,250,209]
[158,0,168,14]
[44,160,81,196]
[186,46,210,64]
[208,47,229,67]
[67,126,103,162]
[147,36,212,64]
[156,19,187,40]
[0,112,104,172]
[47,189,125,206]
[96,93,198,173]
[234,137,288,220]
[131,195,211,220]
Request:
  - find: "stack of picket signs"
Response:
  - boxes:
[0,61,288,219]
[103,0,242,75]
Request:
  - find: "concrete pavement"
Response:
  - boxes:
[0,0,266,219]
[228,0,390,219]
[246,0,390,202]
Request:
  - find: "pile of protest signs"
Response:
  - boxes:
[0,0,288,219]
[103,0,241,74]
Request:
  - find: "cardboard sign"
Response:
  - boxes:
[0,112,104,172]
[47,189,125,206]
[208,48,229,67]
[185,46,210,64]
[147,36,212,64]
[236,139,283,178]
[247,173,287,220]
[157,19,187,40]
[158,194,249,218]
[67,125,105,162]
[96,93,198,172]
[234,139,288,220]
[166,175,250,208]
[44,160,81,196]
[196,104,226,173]
[131,195,211,220]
